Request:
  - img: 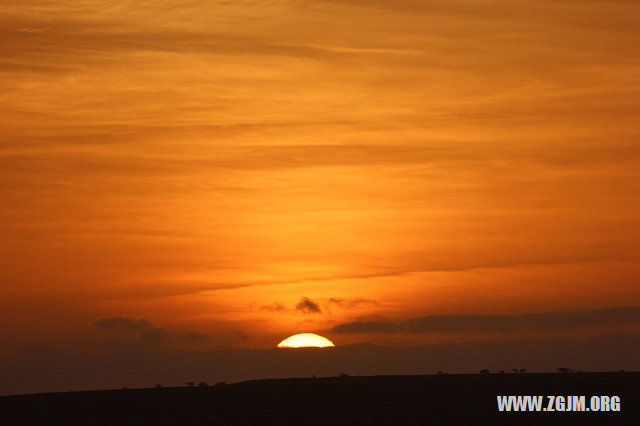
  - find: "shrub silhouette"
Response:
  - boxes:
[479,369,490,374]
[198,382,208,387]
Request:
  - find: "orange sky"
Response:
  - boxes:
[1,0,639,353]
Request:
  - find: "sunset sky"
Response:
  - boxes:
[1,0,639,363]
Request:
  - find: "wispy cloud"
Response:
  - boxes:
[328,298,378,309]
[260,303,288,312]
[94,316,151,331]
[179,332,212,343]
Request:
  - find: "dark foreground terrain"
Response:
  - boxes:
[1,372,638,425]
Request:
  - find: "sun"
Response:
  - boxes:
[277,333,335,348]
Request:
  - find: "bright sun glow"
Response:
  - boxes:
[277,333,335,348]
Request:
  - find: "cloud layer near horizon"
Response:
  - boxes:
[332,307,640,334]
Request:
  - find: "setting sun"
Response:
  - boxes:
[277,333,335,348]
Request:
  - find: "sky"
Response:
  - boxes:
[1,0,640,388]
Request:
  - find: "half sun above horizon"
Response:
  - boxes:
[277,333,335,348]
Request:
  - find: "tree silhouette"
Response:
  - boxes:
[185,382,195,387]
[479,369,490,374]
[198,382,208,387]
[512,369,518,373]
[518,368,527,374]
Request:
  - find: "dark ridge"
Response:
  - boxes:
[1,372,638,425]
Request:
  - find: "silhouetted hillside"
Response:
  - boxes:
[1,372,638,425]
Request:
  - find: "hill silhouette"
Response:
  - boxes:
[1,372,638,425]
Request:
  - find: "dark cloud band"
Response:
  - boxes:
[331,307,640,334]
[94,317,152,331]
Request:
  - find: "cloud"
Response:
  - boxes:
[328,298,378,309]
[260,303,288,312]
[94,318,214,349]
[101,326,213,353]
[331,307,640,334]
[179,332,211,343]
[295,297,322,314]
[260,298,375,314]
[94,317,152,331]
[138,327,170,343]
